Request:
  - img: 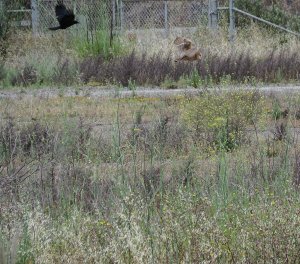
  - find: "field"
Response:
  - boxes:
[1,85,300,262]
[1,4,300,262]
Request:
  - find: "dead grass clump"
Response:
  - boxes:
[255,50,300,82]
[80,51,177,86]
[20,122,54,156]
[79,49,300,87]
[0,119,54,160]
[79,56,106,84]
[11,64,37,86]
[204,49,300,83]
[51,59,79,86]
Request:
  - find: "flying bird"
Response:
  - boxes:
[49,2,79,30]
[173,36,202,62]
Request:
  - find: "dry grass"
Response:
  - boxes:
[1,24,300,88]
[123,23,300,59]
[1,89,300,262]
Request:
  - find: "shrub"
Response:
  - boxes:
[181,90,265,151]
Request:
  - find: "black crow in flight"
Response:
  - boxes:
[49,2,79,30]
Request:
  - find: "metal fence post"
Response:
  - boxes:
[229,0,235,42]
[208,0,218,30]
[112,0,116,31]
[31,0,39,36]
[120,0,124,32]
[164,1,168,37]
[110,0,115,47]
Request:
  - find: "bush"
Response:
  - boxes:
[181,90,265,151]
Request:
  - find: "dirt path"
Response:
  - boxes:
[1,84,300,100]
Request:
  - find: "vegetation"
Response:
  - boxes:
[219,0,300,32]
[182,90,266,151]
[1,1,300,262]
[0,90,300,262]
[0,25,299,88]
[79,48,300,87]
[1,0,300,89]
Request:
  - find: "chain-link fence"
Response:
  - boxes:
[120,0,208,32]
[33,0,111,33]
[2,0,209,36]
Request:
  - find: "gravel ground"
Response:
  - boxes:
[1,84,300,100]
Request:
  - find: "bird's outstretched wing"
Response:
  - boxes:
[55,4,75,26]
[55,4,68,23]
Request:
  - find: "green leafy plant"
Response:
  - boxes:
[182,90,265,151]
[188,68,202,88]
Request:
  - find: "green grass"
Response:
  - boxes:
[72,29,127,59]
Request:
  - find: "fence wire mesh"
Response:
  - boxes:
[35,0,111,33]
[5,0,208,35]
[121,0,208,31]
[1,0,209,39]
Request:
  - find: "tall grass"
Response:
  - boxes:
[73,29,126,59]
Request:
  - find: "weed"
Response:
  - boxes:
[128,77,137,97]
[182,89,265,151]
[188,68,201,88]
